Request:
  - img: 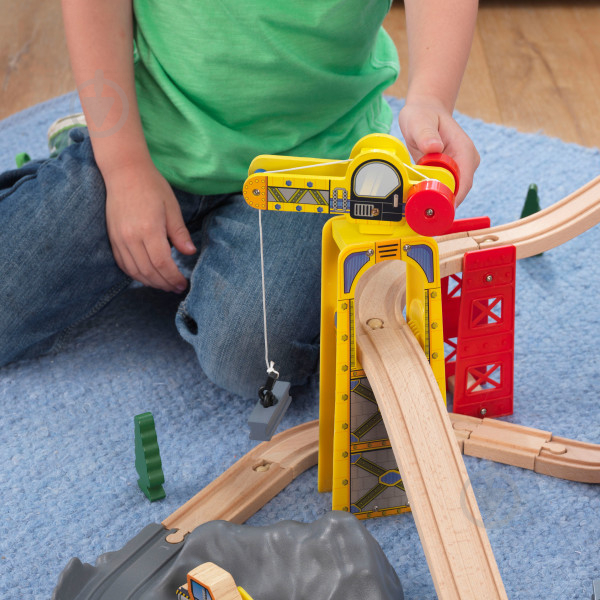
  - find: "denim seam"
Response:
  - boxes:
[187,194,209,226]
[0,172,38,202]
[1,172,41,271]
[52,276,132,353]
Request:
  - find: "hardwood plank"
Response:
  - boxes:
[478,1,600,146]
[385,1,600,148]
[562,3,600,146]
[0,0,74,120]
[457,24,502,125]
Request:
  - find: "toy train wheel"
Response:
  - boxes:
[418,153,460,193]
[405,180,455,236]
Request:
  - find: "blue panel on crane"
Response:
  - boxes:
[344,252,370,294]
[407,244,434,283]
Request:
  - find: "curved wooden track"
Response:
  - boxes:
[162,420,318,544]
[437,174,600,276]
[356,262,509,600]
[354,177,600,599]
[451,413,600,484]
[154,179,600,597]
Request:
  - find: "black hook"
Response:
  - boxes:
[258,371,279,408]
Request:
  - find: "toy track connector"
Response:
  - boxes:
[248,367,292,441]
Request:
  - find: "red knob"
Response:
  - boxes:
[405,180,455,236]
[418,153,460,194]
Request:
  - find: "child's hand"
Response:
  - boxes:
[398,97,479,206]
[104,163,196,293]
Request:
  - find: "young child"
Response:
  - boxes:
[0,0,479,399]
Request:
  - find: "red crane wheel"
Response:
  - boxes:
[405,180,455,236]
[417,153,461,193]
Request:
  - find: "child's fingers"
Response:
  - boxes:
[406,114,445,156]
[453,160,474,206]
[112,232,185,293]
[112,241,154,289]
[165,203,196,256]
[142,235,188,292]
[107,231,143,286]
[447,142,480,206]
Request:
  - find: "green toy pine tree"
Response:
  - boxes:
[134,412,166,502]
[521,184,542,219]
[521,184,543,256]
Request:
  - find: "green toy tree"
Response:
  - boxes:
[134,412,166,502]
[521,184,543,256]
[521,183,542,219]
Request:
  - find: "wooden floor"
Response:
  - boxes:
[1,0,600,147]
[385,0,600,148]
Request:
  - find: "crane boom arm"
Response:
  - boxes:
[242,133,458,235]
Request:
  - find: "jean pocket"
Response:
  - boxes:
[0,168,41,200]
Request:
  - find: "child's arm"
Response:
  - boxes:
[399,0,480,205]
[62,0,196,293]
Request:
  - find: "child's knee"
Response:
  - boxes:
[176,302,319,398]
[176,302,263,397]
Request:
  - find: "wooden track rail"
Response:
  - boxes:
[154,180,599,597]
[157,411,597,549]
[162,420,318,544]
[356,263,509,600]
[451,413,600,484]
[437,174,600,276]
[157,411,598,546]
[353,177,600,599]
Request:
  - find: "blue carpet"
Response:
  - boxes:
[0,92,599,599]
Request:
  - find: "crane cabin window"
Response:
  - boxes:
[353,161,401,198]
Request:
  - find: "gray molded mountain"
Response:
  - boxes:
[52,511,404,600]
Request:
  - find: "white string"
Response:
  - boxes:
[255,156,429,377]
[258,158,351,175]
[258,157,432,182]
[255,159,350,379]
[258,209,278,377]
[259,158,434,189]
[404,163,435,181]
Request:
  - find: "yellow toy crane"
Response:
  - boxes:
[243,133,459,518]
[244,133,458,233]
[176,563,254,600]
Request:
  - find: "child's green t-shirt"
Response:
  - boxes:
[133,1,399,195]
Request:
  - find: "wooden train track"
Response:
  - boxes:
[451,413,600,484]
[356,262,509,600]
[160,413,599,547]
[437,174,600,276]
[352,176,600,599]
[155,179,599,598]
[162,420,319,544]
[159,411,598,548]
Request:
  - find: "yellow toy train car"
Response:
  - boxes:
[176,563,254,600]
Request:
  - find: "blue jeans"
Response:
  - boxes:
[0,129,326,397]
